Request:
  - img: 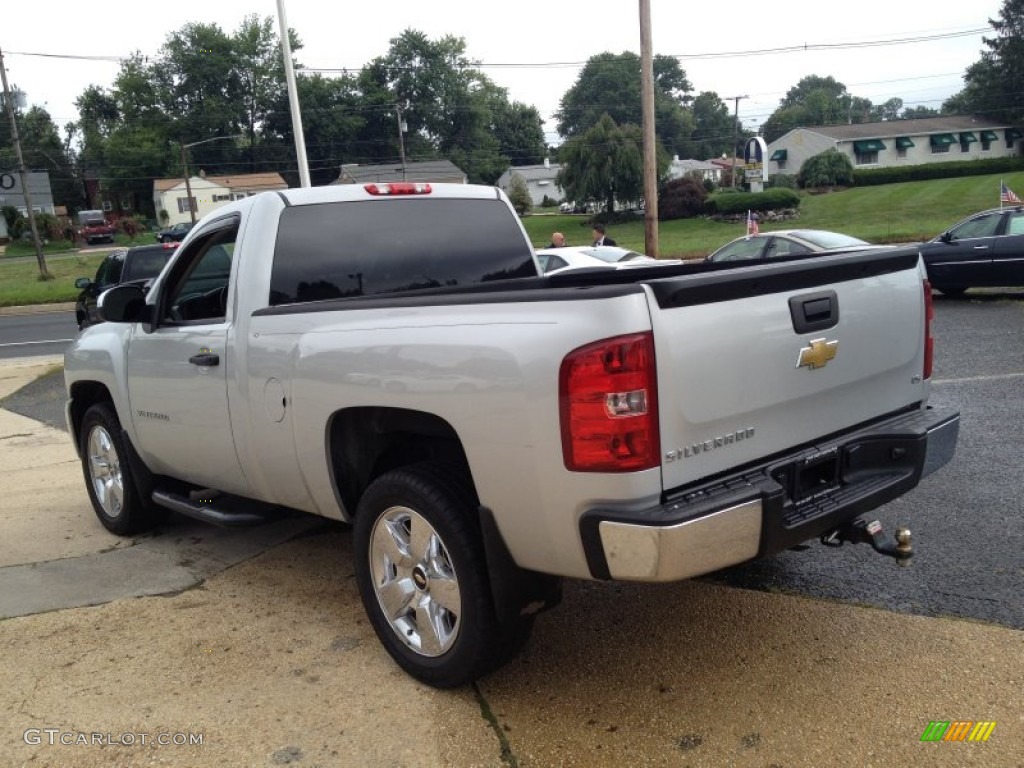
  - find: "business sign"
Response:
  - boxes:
[744,137,768,166]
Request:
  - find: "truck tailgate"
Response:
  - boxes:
[645,248,927,492]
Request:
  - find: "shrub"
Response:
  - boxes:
[705,188,800,216]
[506,173,533,216]
[120,216,145,240]
[540,194,559,208]
[852,155,1024,187]
[657,177,708,220]
[34,213,62,241]
[769,173,798,190]
[798,149,855,189]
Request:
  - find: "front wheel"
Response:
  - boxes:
[936,285,968,296]
[79,402,165,535]
[353,464,526,688]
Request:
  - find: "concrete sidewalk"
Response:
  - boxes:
[0,360,1020,767]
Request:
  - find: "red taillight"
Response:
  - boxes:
[559,332,659,472]
[923,279,934,380]
[364,182,432,196]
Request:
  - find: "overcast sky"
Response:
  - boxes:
[3,0,1005,147]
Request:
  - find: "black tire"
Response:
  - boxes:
[79,402,165,535]
[936,285,968,296]
[353,463,527,688]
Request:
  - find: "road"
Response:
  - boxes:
[0,309,77,359]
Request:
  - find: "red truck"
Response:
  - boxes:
[77,209,117,245]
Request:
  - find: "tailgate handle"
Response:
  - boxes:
[789,290,839,333]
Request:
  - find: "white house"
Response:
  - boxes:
[766,115,1022,177]
[497,161,563,207]
[153,172,288,226]
[667,156,723,183]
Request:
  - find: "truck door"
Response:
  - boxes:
[126,214,250,496]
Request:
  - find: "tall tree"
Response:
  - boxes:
[761,75,876,142]
[689,92,734,160]
[944,0,1024,124]
[555,52,693,156]
[0,103,84,212]
[556,113,668,213]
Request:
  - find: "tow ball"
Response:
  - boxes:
[820,519,913,567]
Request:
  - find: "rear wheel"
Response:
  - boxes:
[353,463,528,688]
[936,285,968,296]
[79,402,165,535]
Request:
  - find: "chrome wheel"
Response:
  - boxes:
[369,505,462,657]
[87,424,124,519]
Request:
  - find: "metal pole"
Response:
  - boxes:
[276,0,310,187]
[179,142,196,225]
[0,46,49,279]
[396,104,407,181]
[726,95,748,189]
[638,0,658,258]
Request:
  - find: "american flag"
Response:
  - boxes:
[746,210,759,237]
[1000,182,1021,204]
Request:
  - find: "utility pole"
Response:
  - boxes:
[638,0,658,258]
[0,46,49,280]
[726,94,748,189]
[178,135,243,224]
[395,103,408,181]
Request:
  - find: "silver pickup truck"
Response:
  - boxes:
[64,182,959,688]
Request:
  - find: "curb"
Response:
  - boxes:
[0,302,77,317]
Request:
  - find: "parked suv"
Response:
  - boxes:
[74,243,178,329]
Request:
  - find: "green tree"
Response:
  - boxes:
[506,172,532,215]
[556,114,668,213]
[490,101,547,167]
[689,92,734,160]
[555,52,693,157]
[944,0,1024,124]
[901,105,941,119]
[797,149,854,189]
[762,76,876,142]
[0,105,83,212]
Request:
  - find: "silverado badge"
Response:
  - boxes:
[797,338,838,370]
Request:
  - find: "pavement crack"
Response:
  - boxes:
[472,681,518,768]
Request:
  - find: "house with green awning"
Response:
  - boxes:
[764,116,1021,178]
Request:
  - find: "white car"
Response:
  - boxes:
[536,245,663,275]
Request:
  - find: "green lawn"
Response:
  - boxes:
[0,254,106,307]
[2,231,155,259]
[520,170,1024,258]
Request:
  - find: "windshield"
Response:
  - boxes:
[794,231,869,249]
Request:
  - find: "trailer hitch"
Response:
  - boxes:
[820,519,913,567]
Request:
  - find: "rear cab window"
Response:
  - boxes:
[268,198,536,305]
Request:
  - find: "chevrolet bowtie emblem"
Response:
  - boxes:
[797,338,838,369]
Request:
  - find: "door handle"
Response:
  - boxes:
[189,353,220,367]
[972,245,990,250]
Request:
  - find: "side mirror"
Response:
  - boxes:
[98,284,150,324]
[74,277,91,289]
[939,231,953,244]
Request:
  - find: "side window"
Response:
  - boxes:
[93,256,110,285]
[714,238,764,262]
[950,213,1001,240]
[546,255,569,272]
[1007,212,1024,236]
[161,219,239,324]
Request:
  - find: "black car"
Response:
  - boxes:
[155,221,194,243]
[920,206,1024,295]
[75,243,178,329]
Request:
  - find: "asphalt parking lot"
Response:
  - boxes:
[0,292,1022,767]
